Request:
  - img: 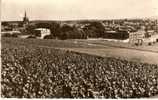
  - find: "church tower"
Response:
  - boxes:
[23,11,29,28]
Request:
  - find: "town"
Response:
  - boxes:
[2,11,158,46]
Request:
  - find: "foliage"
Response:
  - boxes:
[2,33,18,38]
[43,35,55,39]
[25,24,37,35]
[1,43,158,98]
[83,22,105,38]
[25,22,105,39]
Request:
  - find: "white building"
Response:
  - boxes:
[128,30,145,44]
[34,28,51,39]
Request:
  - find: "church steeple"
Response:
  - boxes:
[24,11,27,18]
[23,10,29,27]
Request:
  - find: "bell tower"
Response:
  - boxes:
[23,11,29,28]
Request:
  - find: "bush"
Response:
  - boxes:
[148,42,152,46]
[2,33,18,37]
[26,35,36,39]
[43,35,55,39]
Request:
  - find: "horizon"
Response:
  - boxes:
[2,17,158,22]
[1,0,158,21]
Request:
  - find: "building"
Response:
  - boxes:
[34,28,51,39]
[129,30,145,45]
[103,30,129,40]
[23,11,29,29]
[13,11,30,32]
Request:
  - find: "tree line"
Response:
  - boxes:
[26,22,106,40]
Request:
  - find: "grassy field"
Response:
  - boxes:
[2,37,158,98]
[62,48,158,64]
[71,39,158,53]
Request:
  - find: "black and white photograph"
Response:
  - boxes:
[1,0,158,98]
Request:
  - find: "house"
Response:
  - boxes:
[145,30,155,37]
[129,29,158,45]
[34,28,51,39]
[129,30,145,44]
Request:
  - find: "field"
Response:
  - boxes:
[2,38,158,64]
[1,37,158,98]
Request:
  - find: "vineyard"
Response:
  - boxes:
[1,38,158,98]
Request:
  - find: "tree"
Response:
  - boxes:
[60,24,73,32]
[25,24,36,35]
[84,22,105,38]
[36,23,51,29]
[49,22,60,37]
[2,22,9,26]
[43,35,55,39]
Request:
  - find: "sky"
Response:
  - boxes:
[1,0,158,21]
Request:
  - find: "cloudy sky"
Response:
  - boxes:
[1,0,158,21]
